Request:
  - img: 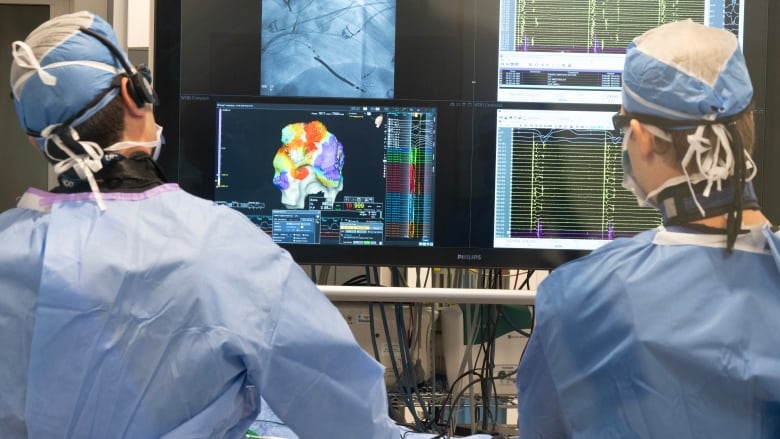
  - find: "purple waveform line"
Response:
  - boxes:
[514,33,626,54]
[511,229,615,239]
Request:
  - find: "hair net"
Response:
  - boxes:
[9,10,127,142]
[621,19,753,122]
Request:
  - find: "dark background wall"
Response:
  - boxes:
[763,2,780,223]
[0,4,50,211]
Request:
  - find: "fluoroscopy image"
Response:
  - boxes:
[272,120,346,209]
[260,0,396,98]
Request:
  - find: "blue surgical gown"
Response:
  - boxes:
[517,224,780,438]
[0,185,401,438]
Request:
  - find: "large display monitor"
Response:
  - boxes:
[153,0,769,268]
[496,0,746,105]
[493,109,661,251]
[215,101,436,248]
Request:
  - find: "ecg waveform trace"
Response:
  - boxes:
[508,128,660,240]
[384,111,435,241]
[511,0,724,53]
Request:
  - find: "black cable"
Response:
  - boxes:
[394,305,419,393]
[373,265,381,287]
[342,274,368,286]
[435,368,484,434]
[518,306,536,363]
[492,268,502,290]
[394,303,442,435]
[516,269,535,290]
[366,265,374,286]
[480,304,502,431]
[451,373,516,434]
[390,266,409,288]
[497,305,533,338]
[370,302,412,426]
[380,303,426,431]
[726,122,745,253]
[478,306,491,430]
[462,305,488,431]
[368,303,381,360]
[468,270,520,432]
[513,271,523,289]
[434,304,495,433]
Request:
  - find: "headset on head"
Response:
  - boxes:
[28,26,160,161]
[79,26,158,108]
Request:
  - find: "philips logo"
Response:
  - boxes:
[457,254,483,261]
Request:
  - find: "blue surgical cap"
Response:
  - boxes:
[621,20,753,122]
[10,11,127,142]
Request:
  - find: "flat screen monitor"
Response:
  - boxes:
[493,108,661,251]
[496,0,746,105]
[215,101,436,249]
[153,0,769,268]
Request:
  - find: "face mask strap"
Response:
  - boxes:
[102,124,164,158]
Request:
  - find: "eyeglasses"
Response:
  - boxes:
[612,113,632,130]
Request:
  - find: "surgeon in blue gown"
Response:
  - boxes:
[0,11,405,439]
[517,20,780,438]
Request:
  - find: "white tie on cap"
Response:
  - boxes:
[680,123,757,217]
[11,40,57,87]
[41,124,108,211]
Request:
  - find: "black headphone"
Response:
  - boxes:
[79,26,158,108]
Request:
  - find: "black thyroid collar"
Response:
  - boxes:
[656,179,759,226]
[54,152,167,194]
